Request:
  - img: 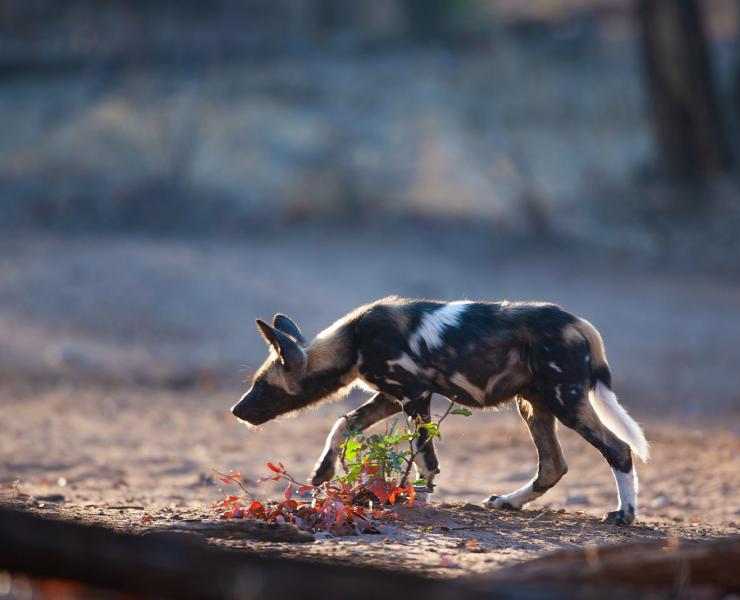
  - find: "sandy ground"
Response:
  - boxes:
[1,383,738,577]
[0,230,739,576]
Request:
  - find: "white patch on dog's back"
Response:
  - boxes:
[410,301,470,355]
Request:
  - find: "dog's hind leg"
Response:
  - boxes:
[484,397,568,510]
[310,392,401,485]
[570,397,637,525]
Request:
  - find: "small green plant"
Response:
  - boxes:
[213,399,472,535]
[336,400,471,502]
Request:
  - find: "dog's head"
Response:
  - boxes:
[231,314,308,425]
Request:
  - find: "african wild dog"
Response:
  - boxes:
[231,297,649,525]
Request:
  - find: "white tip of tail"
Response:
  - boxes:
[589,382,650,462]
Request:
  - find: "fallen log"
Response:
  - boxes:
[149,518,315,543]
[0,506,484,600]
[474,536,740,596]
[2,505,737,599]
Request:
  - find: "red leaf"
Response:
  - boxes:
[297,485,313,495]
[215,495,241,508]
[267,462,282,474]
[388,485,407,505]
[247,501,266,519]
[280,499,298,511]
[367,477,391,505]
[284,483,293,500]
[218,472,241,484]
[405,484,415,506]
[278,461,286,470]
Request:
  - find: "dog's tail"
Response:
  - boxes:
[572,318,650,462]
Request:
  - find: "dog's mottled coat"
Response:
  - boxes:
[232,297,649,525]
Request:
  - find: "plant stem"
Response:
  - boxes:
[213,470,254,499]
[399,399,456,487]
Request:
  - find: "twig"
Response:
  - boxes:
[265,466,318,495]
[405,418,417,480]
[213,470,254,499]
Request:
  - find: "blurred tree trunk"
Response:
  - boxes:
[637,0,732,183]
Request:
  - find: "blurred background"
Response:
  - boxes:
[1,0,740,416]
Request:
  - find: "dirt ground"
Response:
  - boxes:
[1,383,738,577]
[0,230,739,577]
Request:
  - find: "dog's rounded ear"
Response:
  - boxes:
[256,319,307,374]
[272,313,306,346]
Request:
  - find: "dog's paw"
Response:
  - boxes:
[482,495,520,510]
[602,509,634,526]
[310,453,335,486]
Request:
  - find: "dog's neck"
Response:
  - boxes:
[297,323,359,406]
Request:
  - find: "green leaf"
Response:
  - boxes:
[450,407,473,417]
[342,425,363,438]
[418,422,441,437]
[342,437,363,463]
[389,451,403,471]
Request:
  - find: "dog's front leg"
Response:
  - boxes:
[403,392,439,500]
[310,392,401,485]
